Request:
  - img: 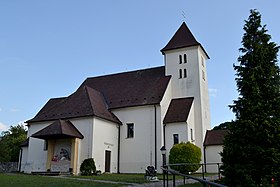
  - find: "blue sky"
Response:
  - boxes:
[0,1,280,133]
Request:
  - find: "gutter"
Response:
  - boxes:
[18,147,23,172]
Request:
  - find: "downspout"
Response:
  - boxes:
[154,105,157,169]
[203,145,207,173]
[163,124,166,147]
[18,147,23,172]
[117,124,121,173]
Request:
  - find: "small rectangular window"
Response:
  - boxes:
[179,69,182,79]
[44,140,48,151]
[173,134,179,145]
[191,129,194,141]
[184,69,187,78]
[184,54,187,63]
[202,70,205,80]
[201,56,204,67]
[179,55,182,64]
[127,123,134,138]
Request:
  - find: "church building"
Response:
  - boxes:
[19,22,211,174]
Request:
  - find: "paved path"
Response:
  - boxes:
[54,174,219,187]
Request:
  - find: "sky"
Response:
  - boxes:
[0,1,280,133]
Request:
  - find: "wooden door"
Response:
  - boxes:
[105,150,111,172]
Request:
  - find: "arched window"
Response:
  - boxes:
[179,55,182,64]
[184,69,187,78]
[184,54,187,63]
[179,69,182,79]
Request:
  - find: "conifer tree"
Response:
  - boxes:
[221,9,280,186]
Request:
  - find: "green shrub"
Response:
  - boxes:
[80,158,96,176]
[169,142,201,174]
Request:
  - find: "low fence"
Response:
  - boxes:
[160,163,226,187]
[0,162,18,173]
[161,167,227,187]
[168,163,223,180]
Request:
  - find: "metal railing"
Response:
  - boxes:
[161,163,227,187]
[167,163,223,180]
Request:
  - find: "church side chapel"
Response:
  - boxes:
[19,22,211,175]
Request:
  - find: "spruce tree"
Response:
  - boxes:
[221,9,280,186]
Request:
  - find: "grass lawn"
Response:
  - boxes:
[0,173,123,187]
[0,173,217,187]
[74,173,148,184]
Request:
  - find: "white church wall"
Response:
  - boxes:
[19,146,28,172]
[113,105,157,173]
[186,102,196,144]
[24,121,52,173]
[165,122,188,159]
[198,46,211,145]
[164,46,211,153]
[92,117,119,173]
[70,117,94,173]
[204,145,223,173]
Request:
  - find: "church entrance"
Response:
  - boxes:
[50,139,71,172]
[105,150,111,172]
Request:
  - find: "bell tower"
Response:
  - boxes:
[161,22,211,149]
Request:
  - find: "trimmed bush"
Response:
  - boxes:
[169,142,201,174]
[80,158,96,176]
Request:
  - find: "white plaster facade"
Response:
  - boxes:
[204,145,223,173]
[20,22,212,174]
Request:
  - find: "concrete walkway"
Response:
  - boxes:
[53,174,219,187]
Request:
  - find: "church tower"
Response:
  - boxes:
[161,22,211,149]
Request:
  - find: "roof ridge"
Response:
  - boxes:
[84,66,165,80]
[83,86,97,115]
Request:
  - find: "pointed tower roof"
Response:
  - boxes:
[161,22,209,59]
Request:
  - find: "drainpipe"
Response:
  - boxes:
[203,145,207,173]
[18,147,23,172]
[117,124,121,173]
[163,124,166,148]
[154,105,157,169]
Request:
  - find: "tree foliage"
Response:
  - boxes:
[221,9,280,186]
[80,158,96,176]
[169,142,201,174]
[0,124,27,162]
[213,121,232,130]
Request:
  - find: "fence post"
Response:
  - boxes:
[167,171,169,187]
[163,169,166,187]
[202,163,205,180]
[217,163,221,180]
[173,174,175,187]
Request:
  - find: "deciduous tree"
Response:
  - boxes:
[0,124,27,162]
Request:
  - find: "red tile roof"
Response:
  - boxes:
[163,97,194,124]
[31,119,84,139]
[203,129,228,146]
[161,22,209,59]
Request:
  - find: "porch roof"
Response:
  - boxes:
[31,119,84,140]
[163,97,194,124]
[203,129,228,146]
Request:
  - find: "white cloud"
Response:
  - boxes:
[0,122,9,133]
[9,108,19,112]
[209,88,218,97]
